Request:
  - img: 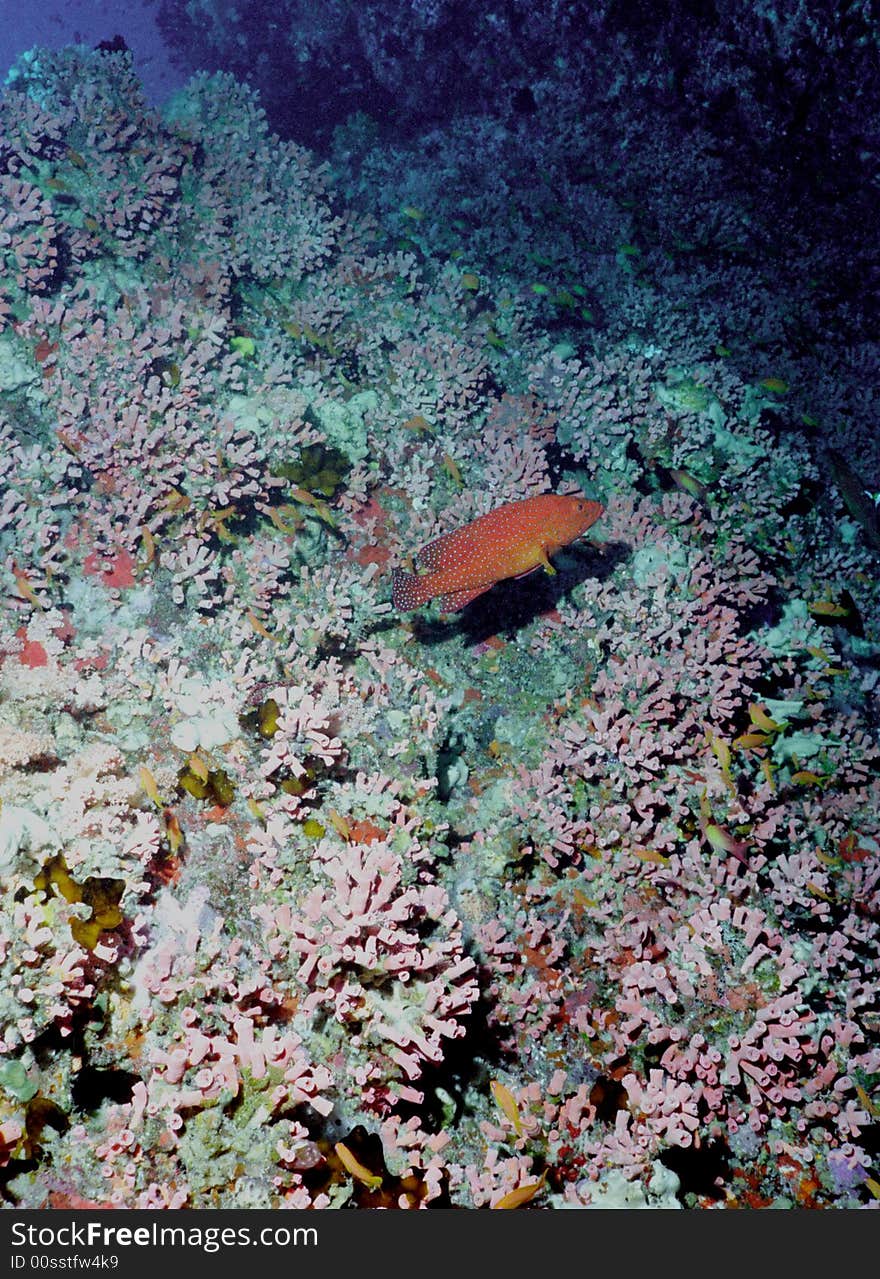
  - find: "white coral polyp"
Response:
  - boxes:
[169,676,240,752]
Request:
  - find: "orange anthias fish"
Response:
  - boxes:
[392,492,603,612]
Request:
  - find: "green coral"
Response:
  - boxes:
[272,442,352,498]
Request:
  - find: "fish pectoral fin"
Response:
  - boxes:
[538,548,556,575]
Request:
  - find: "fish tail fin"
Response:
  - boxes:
[392,567,433,611]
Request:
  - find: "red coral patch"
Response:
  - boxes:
[83,549,136,589]
[17,632,49,668]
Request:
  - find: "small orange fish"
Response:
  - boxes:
[334,1141,382,1189]
[392,492,603,611]
[491,1079,524,1135]
[493,1175,546,1209]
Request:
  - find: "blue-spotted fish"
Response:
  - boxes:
[392,492,603,611]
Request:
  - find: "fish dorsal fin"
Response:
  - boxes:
[416,528,457,572]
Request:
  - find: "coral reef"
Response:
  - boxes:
[0,36,878,1210]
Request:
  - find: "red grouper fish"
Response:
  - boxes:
[392,492,603,612]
